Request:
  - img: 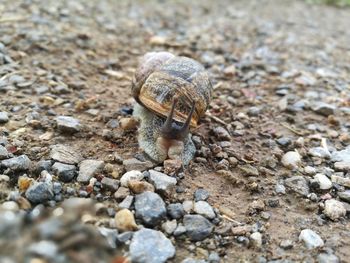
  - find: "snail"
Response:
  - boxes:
[132,51,212,165]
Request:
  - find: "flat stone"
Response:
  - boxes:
[331,146,350,162]
[119,195,134,210]
[238,164,259,176]
[338,190,350,203]
[311,102,336,116]
[149,170,177,196]
[56,116,81,133]
[309,147,331,159]
[194,189,210,201]
[324,199,346,220]
[313,173,332,190]
[134,192,166,227]
[194,201,216,219]
[123,158,154,171]
[120,170,144,187]
[213,126,231,141]
[114,187,130,201]
[25,182,54,204]
[1,155,31,171]
[0,145,8,160]
[101,177,119,191]
[167,203,185,219]
[299,229,324,249]
[52,162,77,182]
[77,159,104,183]
[281,151,301,169]
[130,228,175,263]
[280,239,293,249]
[285,176,309,196]
[0,112,9,123]
[50,144,82,164]
[183,214,213,241]
[331,175,350,188]
[334,161,350,171]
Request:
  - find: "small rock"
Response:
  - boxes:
[149,170,177,196]
[334,161,350,171]
[167,203,185,219]
[275,184,286,194]
[317,253,340,263]
[114,187,130,201]
[25,182,54,204]
[0,112,9,123]
[56,116,81,133]
[120,117,138,131]
[35,160,53,174]
[285,176,309,196]
[280,239,293,249]
[123,158,154,172]
[194,201,216,219]
[331,146,350,162]
[128,180,154,194]
[120,170,144,187]
[182,200,194,213]
[309,147,331,159]
[213,126,231,141]
[312,102,336,116]
[115,209,138,232]
[183,214,213,241]
[130,228,175,263]
[1,155,31,171]
[331,175,350,188]
[0,145,8,159]
[247,106,262,117]
[173,225,187,236]
[101,177,119,191]
[77,159,104,183]
[299,229,324,249]
[27,240,58,259]
[50,144,82,164]
[323,199,346,220]
[134,191,166,226]
[52,162,77,182]
[163,159,182,174]
[281,151,301,169]
[119,195,134,210]
[304,166,317,175]
[314,173,332,190]
[162,219,177,235]
[208,252,220,263]
[250,232,262,248]
[338,190,350,203]
[238,164,259,176]
[194,189,210,201]
[231,225,253,236]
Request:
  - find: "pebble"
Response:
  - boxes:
[25,182,54,204]
[0,111,9,123]
[120,170,144,187]
[77,159,104,183]
[123,158,154,172]
[317,253,340,263]
[101,177,119,191]
[331,174,350,188]
[119,195,134,210]
[323,199,346,220]
[309,147,331,159]
[213,126,231,141]
[331,146,350,162]
[162,219,177,235]
[299,229,324,249]
[129,228,175,263]
[208,252,220,263]
[194,201,216,219]
[114,209,138,232]
[114,187,130,201]
[128,180,154,194]
[134,192,166,226]
[250,232,263,248]
[183,214,213,241]
[182,200,194,213]
[50,144,82,164]
[280,239,293,249]
[311,102,336,116]
[304,166,317,175]
[149,170,177,196]
[56,116,81,133]
[27,240,58,260]
[313,173,332,190]
[35,160,53,174]
[52,162,76,182]
[247,106,262,117]
[1,155,31,171]
[194,189,210,201]
[275,184,286,194]
[238,164,259,176]
[334,161,350,171]
[281,151,301,169]
[167,203,185,219]
[0,145,8,159]
[173,225,187,236]
[119,117,138,131]
[285,176,309,196]
[338,190,350,203]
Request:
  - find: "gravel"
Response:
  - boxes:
[299,229,324,249]
[135,192,166,226]
[183,214,213,241]
[129,228,175,263]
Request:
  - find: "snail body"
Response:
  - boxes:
[132,51,212,165]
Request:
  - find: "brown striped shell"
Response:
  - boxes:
[132,52,212,128]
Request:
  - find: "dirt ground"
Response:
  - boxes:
[0,0,350,262]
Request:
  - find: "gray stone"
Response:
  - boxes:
[35,160,53,174]
[194,201,216,219]
[280,239,293,249]
[50,144,82,164]
[135,192,166,226]
[208,252,220,263]
[77,159,104,183]
[1,155,31,171]
[331,146,350,162]
[0,210,23,238]
[338,190,350,203]
[275,184,286,194]
[101,177,119,191]
[285,176,309,196]
[119,195,134,210]
[52,162,77,182]
[183,214,213,241]
[213,126,231,141]
[25,182,54,204]
[281,151,301,169]
[313,173,332,190]
[120,170,143,187]
[167,203,185,219]
[0,112,9,123]
[173,225,187,236]
[334,161,350,171]
[182,200,194,213]
[27,240,58,259]
[162,220,177,235]
[324,199,346,220]
[309,147,331,159]
[317,253,339,263]
[0,145,8,159]
[331,174,350,188]
[56,116,81,133]
[149,170,177,196]
[250,232,263,247]
[311,102,336,116]
[194,189,209,201]
[130,228,175,263]
[299,229,324,249]
[123,158,154,171]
